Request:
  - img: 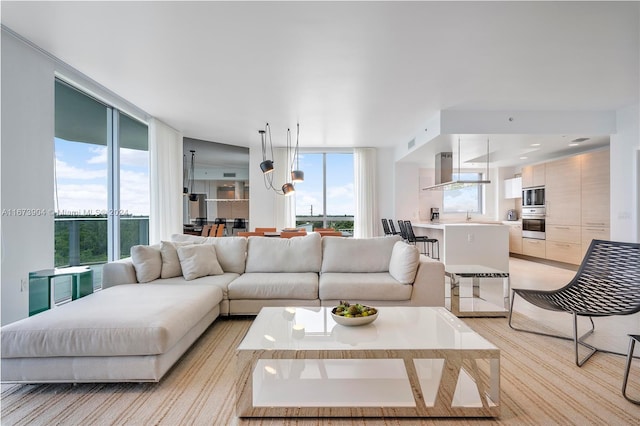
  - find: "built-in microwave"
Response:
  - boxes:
[522,186,545,207]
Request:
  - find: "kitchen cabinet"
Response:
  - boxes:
[581,226,610,258]
[545,156,581,226]
[521,164,545,188]
[505,222,522,254]
[546,241,582,265]
[545,225,581,264]
[580,149,610,260]
[504,177,522,199]
[580,149,610,228]
[546,225,580,244]
[522,238,545,258]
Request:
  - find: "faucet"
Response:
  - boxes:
[466,210,472,222]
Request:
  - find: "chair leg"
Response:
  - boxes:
[623,336,640,404]
[573,313,597,367]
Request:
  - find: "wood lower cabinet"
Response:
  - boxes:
[546,241,582,265]
[581,226,610,258]
[546,225,580,244]
[506,222,523,254]
[522,238,545,258]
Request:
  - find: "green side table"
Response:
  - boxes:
[28,266,94,316]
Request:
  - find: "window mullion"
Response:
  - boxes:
[322,153,327,228]
[107,109,120,261]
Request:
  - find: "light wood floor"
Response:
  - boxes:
[487,256,640,355]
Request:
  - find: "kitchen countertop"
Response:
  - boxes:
[413,221,506,230]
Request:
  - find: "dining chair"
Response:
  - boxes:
[200,225,211,237]
[314,227,335,232]
[255,227,277,233]
[318,231,343,237]
[208,224,219,237]
[214,223,225,237]
[237,231,264,237]
[232,218,247,235]
[280,231,307,238]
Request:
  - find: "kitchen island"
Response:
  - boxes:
[412,222,510,317]
[412,222,509,271]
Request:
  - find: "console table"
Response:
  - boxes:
[29,266,93,316]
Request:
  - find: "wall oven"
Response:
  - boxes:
[522,186,545,207]
[522,207,546,240]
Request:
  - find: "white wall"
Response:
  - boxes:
[1,32,56,324]
[249,145,276,229]
[610,103,640,243]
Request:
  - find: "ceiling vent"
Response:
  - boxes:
[571,137,590,143]
[407,138,416,149]
[223,172,236,178]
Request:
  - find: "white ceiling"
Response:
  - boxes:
[2,1,638,167]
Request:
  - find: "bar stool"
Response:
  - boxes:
[404,220,439,260]
[622,334,640,404]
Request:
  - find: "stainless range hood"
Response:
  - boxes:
[423,138,492,190]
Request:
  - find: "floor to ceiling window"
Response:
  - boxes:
[294,152,354,233]
[54,79,149,295]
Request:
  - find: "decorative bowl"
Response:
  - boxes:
[331,306,378,326]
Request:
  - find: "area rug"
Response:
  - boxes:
[2,314,639,425]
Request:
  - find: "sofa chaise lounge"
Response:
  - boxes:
[1,233,445,383]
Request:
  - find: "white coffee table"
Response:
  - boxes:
[236,306,500,418]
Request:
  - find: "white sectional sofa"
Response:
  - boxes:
[1,233,445,383]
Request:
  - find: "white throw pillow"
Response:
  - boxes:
[388,241,420,284]
[160,241,190,279]
[130,245,162,283]
[177,244,224,281]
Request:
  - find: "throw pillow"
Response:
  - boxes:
[388,241,420,284]
[130,245,162,283]
[160,241,190,279]
[177,244,224,281]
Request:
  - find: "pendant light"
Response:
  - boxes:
[291,123,304,182]
[188,150,198,201]
[258,122,302,196]
[183,153,189,194]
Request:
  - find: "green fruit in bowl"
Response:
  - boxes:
[332,301,377,317]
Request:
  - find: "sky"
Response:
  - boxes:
[293,152,354,216]
[54,138,150,216]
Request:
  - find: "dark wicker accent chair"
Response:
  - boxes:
[509,239,640,366]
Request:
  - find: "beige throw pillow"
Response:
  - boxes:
[177,244,224,281]
[130,245,162,283]
[160,241,190,278]
[388,241,420,284]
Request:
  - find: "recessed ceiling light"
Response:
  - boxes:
[531,143,541,147]
[569,143,579,147]
[520,156,528,160]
